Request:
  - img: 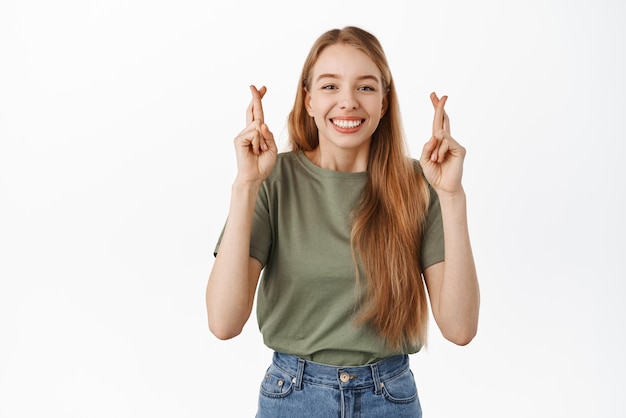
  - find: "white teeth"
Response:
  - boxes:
[333,119,362,129]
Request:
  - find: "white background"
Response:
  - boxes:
[1,0,625,417]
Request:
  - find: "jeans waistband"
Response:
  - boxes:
[271,352,410,393]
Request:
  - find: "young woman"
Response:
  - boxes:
[206,26,480,417]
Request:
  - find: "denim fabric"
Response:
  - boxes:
[256,352,422,418]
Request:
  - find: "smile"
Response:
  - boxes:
[332,119,363,129]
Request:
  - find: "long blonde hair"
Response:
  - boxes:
[287,26,431,349]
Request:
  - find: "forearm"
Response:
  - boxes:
[435,190,480,343]
[206,181,261,339]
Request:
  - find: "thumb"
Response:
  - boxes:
[420,136,438,163]
[261,123,277,151]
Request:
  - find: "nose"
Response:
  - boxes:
[339,89,358,110]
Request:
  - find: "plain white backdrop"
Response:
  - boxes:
[1,0,625,416]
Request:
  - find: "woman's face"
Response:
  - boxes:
[305,43,387,157]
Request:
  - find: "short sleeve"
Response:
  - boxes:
[420,184,445,271]
[213,183,273,267]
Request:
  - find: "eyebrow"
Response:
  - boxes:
[315,73,381,84]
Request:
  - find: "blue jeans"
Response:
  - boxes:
[256,352,422,418]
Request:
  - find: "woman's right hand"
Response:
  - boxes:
[233,85,277,186]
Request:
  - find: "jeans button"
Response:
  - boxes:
[340,372,350,383]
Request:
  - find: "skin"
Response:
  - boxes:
[303,44,387,173]
[420,93,480,345]
[205,85,275,339]
[206,45,480,345]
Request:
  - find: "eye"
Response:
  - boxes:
[358,85,375,92]
[321,84,337,90]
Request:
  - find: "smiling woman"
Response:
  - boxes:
[302,43,388,172]
[206,25,479,417]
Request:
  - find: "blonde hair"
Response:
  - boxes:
[287,26,431,349]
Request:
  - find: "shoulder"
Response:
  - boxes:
[408,157,426,178]
[407,157,439,201]
[262,151,304,188]
[275,150,299,166]
[268,151,300,176]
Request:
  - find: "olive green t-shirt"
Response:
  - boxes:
[215,151,444,366]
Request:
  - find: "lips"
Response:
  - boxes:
[331,118,363,129]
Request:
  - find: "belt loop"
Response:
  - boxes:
[370,362,382,395]
[294,358,305,391]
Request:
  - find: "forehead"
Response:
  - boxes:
[311,43,381,81]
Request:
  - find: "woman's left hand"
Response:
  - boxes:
[420,92,466,195]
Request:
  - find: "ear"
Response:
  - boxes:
[304,89,314,116]
[380,95,388,118]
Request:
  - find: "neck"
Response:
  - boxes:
[304,144,370,173]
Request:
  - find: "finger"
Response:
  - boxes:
[249,128,262,155]
[245,85,267,126]
[435,138,450,163]
[250,85,266,124]
[420,136,439,163]
[235,124,264,155]
[443,109,450,135]
[431,93,448,137]
[430,92,440,108]
[443,135,466,159]
[439,94,450,135]
[260,123,276,152]
[234,128,255,152]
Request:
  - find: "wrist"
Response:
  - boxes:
[232,178,262,195]
[435,186,465,200]
[435,188,467,207]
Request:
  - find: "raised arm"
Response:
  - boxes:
[420,92,480,345]
[206,85,277,340]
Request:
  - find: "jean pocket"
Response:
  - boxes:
[259,364,294,399]
[381,368,419,404]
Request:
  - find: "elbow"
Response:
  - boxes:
[448,333,475,346]
[442,325,478,346]
[208,321,243,340]
[206,302,249,340]
[207,314,243,340]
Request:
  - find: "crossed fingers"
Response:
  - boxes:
[246,85,267,126]
[431,92,450,139]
